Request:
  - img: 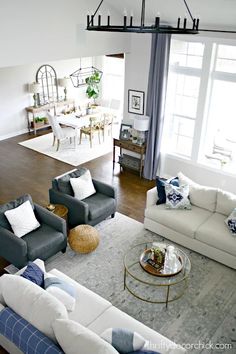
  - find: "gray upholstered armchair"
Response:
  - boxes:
[0,194,67,268]
[49,168,117,228]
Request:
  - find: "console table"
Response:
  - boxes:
[26,99,75,135]
[113,138,146,178]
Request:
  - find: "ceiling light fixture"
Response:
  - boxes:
[87,0,236,35]
[87,0,199,35]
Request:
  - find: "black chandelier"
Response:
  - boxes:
[87,0,200,35]
[87,0,236,35]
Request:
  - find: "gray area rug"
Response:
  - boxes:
[46,213,236,354]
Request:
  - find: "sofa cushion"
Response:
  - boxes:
[0,274,68,342]
[83,193,116,220]
[195,213,236,256]
[0,307,63,354]
[53,319,119,354]
[145,204,212,239]
[0,194,34,231]
[216,189,236,216]
[22,223,65,261]
[56,168,88,195]
[88,307,185,354]
[49,269,112,327]
[177,172,217,212]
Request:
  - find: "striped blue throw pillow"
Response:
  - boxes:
[101,328,146,354]
[44,274,76,312]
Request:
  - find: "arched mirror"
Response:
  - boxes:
[36,64,59,105]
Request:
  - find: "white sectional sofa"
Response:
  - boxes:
[0,266,185,354]
[144,173,236,269]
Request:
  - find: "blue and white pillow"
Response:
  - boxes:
[156,176,179,205]
[44,273,76,312]
[165,184,191,210]
[225,209,236,235]
[101,328,146,354]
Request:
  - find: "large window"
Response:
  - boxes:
[164,40,204,157]
[164,39,236,174]
[102,55,124,112]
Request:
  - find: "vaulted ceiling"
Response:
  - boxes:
[93,0,236,31]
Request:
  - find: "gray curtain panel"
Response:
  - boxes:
[143,33,171,180]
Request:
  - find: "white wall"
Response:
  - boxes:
[0,56,100,140]
[123,34,151,125]
[0,0,130,68]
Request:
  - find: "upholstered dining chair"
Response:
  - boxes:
[79,116,101,148]
[47,112,77,151]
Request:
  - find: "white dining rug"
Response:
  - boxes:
[19,133,113,166]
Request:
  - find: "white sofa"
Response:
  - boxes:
[144,173,236,269]
[0,266,185,354]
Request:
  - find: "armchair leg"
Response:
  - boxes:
[61,247,67,254]
[56,139,60,151]
[111,213,115,218]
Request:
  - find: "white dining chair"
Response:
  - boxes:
[47,112,77,151]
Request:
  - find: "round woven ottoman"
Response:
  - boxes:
[68,224,100,254]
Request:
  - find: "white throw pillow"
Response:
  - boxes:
[165,184,191,210]
[53,319,119,354]
[1,274,68,342]
[177,172,217,212]
[216,189,236,216]
[44,273,76,312]
[4,200,40,237]
[101,328,146,354]
[70,170,96,200]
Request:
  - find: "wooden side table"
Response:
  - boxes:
[46,204,69,231]
[113,138,146,178]
[51,204,68,221]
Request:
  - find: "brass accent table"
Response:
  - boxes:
[123,242,191,308]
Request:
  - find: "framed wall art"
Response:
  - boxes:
[119,123,132,140]
[128,89,145,115]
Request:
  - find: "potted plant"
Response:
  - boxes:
[151,247,165,266]
[31,117,48,128]
[85,70,101,105]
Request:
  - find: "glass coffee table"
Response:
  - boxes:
[123,242,191,307]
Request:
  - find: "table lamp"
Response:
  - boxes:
[133,115,149,145]
[29,82,41,107]
[58,77,71,101]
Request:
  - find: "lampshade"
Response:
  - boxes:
[58,77,71,88]
[29,82,41,94]
[133,116,149,131]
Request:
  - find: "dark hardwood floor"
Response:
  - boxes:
[0,129,155,272]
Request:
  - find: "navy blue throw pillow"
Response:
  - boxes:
[128,351,161,354]
[156,176,179,205]
[21,262,44,287]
